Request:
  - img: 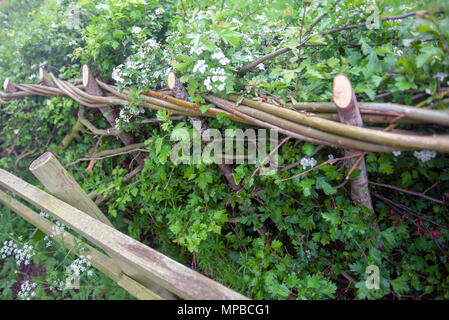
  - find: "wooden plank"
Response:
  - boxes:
[28,152,178,299]
[118,274,162,300]
[0,169,248,300]
[29,152,113,227]
[0,188,162,300]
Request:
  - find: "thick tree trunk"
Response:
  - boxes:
[167,72,241,191]
[332,74,376,221]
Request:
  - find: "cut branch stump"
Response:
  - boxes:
[332,74,377,227]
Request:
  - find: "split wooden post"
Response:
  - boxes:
[167,72,241,191]
[82,64,145,169]
[332,74,376,223]
[39,68,57,87]
[3,78,17,93]
[29,152,114,227]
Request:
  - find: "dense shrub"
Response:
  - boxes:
[1,0,448,300]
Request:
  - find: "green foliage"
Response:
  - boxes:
[1,0,449,300]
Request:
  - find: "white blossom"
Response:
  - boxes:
[413,150,437,163]
[204,77,212,90]
[112,64,126,84]
[193,60,207,74]
[96,4,109,10]
[299,157,317,170]
[155,8,165,15]
[17,280,37,300]
[131,26,142,34]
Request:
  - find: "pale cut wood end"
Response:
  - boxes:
[3,78,16,93]
[167,72,176,90]
[332,74,353,109]
[38,68,45,81]
[82,64,90,87]
[29,152,53,171]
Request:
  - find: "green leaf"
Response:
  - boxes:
[321,212,340,225]
[221,30,242,47]
[391,276,409,295]
[199,105,210,114]
[316,177,337,195]
[395,77,417,91]
[299,178,315,197]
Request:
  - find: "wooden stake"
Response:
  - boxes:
[332,74,376,223]
[29,152,114,227]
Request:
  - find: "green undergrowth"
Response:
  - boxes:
[1,0,449,300]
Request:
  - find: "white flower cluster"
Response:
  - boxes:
[144,38,160,50]
[300,156,318,170]
[413,150,437,163]
[112,64,126,84]
[211,51,230,66]
[131,26,142,34]
[0,240,34,266]
[43,235,52,248]
[17,281,37,300]
[69,255,92,277]
[117,105,145,129]
[392,151,401,157]
[193,60,207,74]
[189,44,206,55]
[232,17,242,26]
[51,220,69,238]
[119,108,131,125]
[39,211,50,218]
[434,72,448,81]
[204,68,227,91]
[262,26,272,34]
[155,8,165,15]
[96,4,108,10]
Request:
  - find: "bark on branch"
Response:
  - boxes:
[332,74,377,227]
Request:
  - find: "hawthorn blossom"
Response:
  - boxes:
[413,150,437,163]
[193,60,207,74]
[300,157,317,170]
[131,26,142,34]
